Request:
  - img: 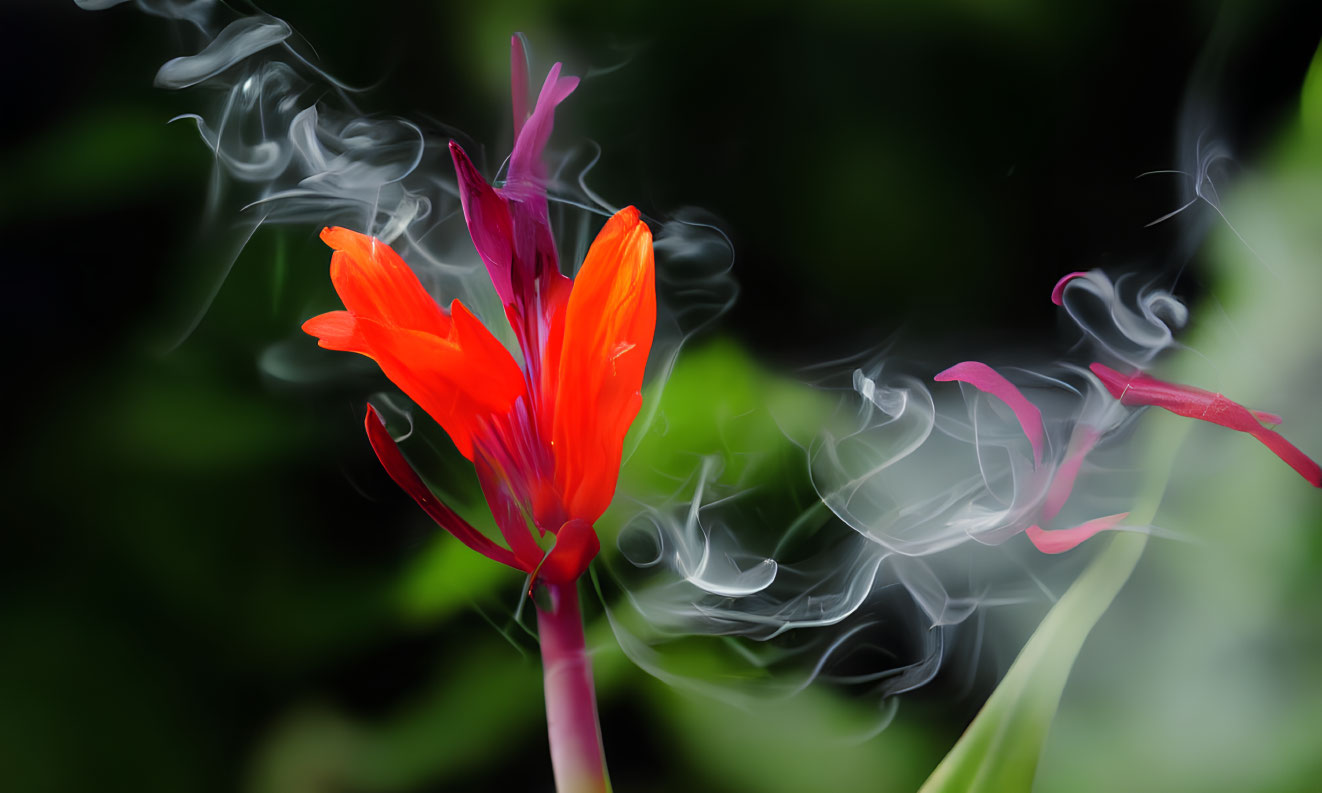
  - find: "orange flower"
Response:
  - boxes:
[303,51,655,585]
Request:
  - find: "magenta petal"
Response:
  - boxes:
[474,452,544,570]
[535,519,600,585]
[1090,363,1256,430]
[452,54,576,329]
[1041,427,1100,524]
[1025,512,1129,554]
[1250,427,1322,487]
[1051,271,1091,305]
[510,34,530,140]
[1088,362,1130,400]
[507,198,563,302]
[364,406,522,570]
[1090,363,1321,487]
[506,62,578,203]
[935,361,1045,467]
[450,141,516,306]
[1199,393,1281,434]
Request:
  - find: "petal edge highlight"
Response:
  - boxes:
[553,206,656,521]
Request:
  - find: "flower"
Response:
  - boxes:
[302,39,656,586]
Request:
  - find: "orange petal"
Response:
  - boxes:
[552,206,656,521]
[322,227,451,338]
[303,229,525,458]
[302,310,361,352]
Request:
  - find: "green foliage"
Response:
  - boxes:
[623,337,830,492]
[654,682,936,793]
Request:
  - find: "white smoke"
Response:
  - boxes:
[606,275,1185,704]
[80,0,736,375]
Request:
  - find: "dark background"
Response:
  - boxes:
[3,1,1320,791]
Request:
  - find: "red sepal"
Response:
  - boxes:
[364,405,524,569]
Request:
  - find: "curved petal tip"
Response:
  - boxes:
[1051,271,1091,305]
[935,361,1045,467]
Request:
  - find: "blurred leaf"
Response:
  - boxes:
[612,338,833,560]
[654,678,937,793]
[1,107,199,218]
[247,642,546,793]
[1300,41,1322,137]
[100,361,305,469]
[624,338,830,487]
[916,533,1147,793]
[395,535,522,624]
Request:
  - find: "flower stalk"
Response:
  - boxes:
[537,581,611,793]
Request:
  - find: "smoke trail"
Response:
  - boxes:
[599,11,1310,707]
[1052,271,1188,368]
[602,15,1321,705]
[80,0,736,380]
[602,260,1194,707]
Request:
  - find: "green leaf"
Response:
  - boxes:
[622,337,831,492]
[917,532,1147,793]
[918,410,1190,793]
[1300,41,1322,137]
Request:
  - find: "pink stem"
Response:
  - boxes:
[537,580,611,793]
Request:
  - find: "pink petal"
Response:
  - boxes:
[1089,363,1321,487]
[1089,363,1253,428]
[502,62,576,315]
[450,141,516,306]
[364,406,523,570]
[510,34,530,140]
[1041,427,1100,524]
[1025,512,1130,554]
[474,451,544,571]
[506,62,578,204]
[935,361,1045,467]
[449,51,576,359]
[1250,427,1322,488]
[1051,271,1091,306]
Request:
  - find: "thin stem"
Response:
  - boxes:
[537,580,611,793]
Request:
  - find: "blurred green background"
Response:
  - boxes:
[3,1,1321,791]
